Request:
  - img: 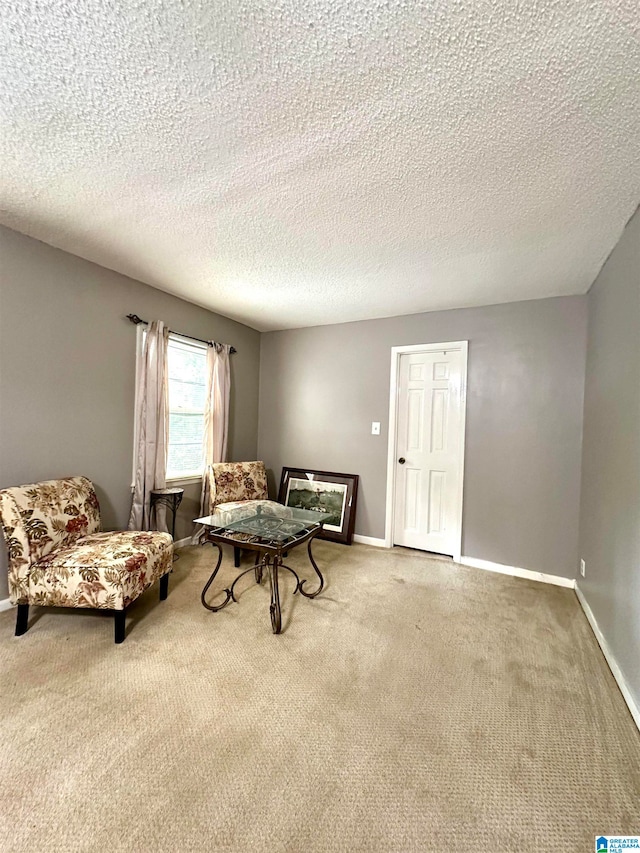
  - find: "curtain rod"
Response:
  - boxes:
[126,314,237,353]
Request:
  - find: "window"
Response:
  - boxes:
[133,329,208,484]
[166,335,207,480]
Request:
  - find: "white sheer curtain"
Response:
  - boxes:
[192,343,231,542]
[128,321,170,531]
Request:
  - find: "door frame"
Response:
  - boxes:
[384,341,468,561]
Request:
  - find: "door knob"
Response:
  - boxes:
[398,457,406,464]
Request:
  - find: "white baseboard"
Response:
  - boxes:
[575,584,640,732]
[0,597,13,612]
[459,556,576,589]
[174,536,192,548]
[353,534,388,548]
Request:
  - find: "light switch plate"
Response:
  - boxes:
[371,421,381,435]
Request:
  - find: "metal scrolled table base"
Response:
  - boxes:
[200,529,325,634]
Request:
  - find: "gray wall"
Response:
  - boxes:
[258,296,588,578]
[0,225,261,597]
[578,207,640,712]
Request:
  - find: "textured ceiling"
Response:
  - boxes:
[1,1,639,331]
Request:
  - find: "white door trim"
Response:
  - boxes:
[384,341,468,561]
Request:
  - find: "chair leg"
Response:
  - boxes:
[114,609,126,644]
[159,573,169,600]
[234,547,241,568]
[15,603,29,636]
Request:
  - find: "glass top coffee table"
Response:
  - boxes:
[194,505,331,634]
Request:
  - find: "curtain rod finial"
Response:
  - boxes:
[127,314,143,325]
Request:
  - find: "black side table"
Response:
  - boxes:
[150,487,184,543]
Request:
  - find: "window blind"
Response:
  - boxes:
[166,336,207,478]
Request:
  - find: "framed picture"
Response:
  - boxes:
[278,468,359,545]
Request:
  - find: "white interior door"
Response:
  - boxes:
[392,345,466,557]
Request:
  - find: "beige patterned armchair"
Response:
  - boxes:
[0,476,173,643]
[209,461,288,566]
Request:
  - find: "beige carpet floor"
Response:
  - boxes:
[0,542,638,852]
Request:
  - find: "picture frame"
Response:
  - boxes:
[278,468,359,545]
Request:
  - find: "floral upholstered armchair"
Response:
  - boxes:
[209,461,289,566]
[0,476,173,643]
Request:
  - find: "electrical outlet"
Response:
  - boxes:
[371,422,381,435]
[580,559,586,578]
